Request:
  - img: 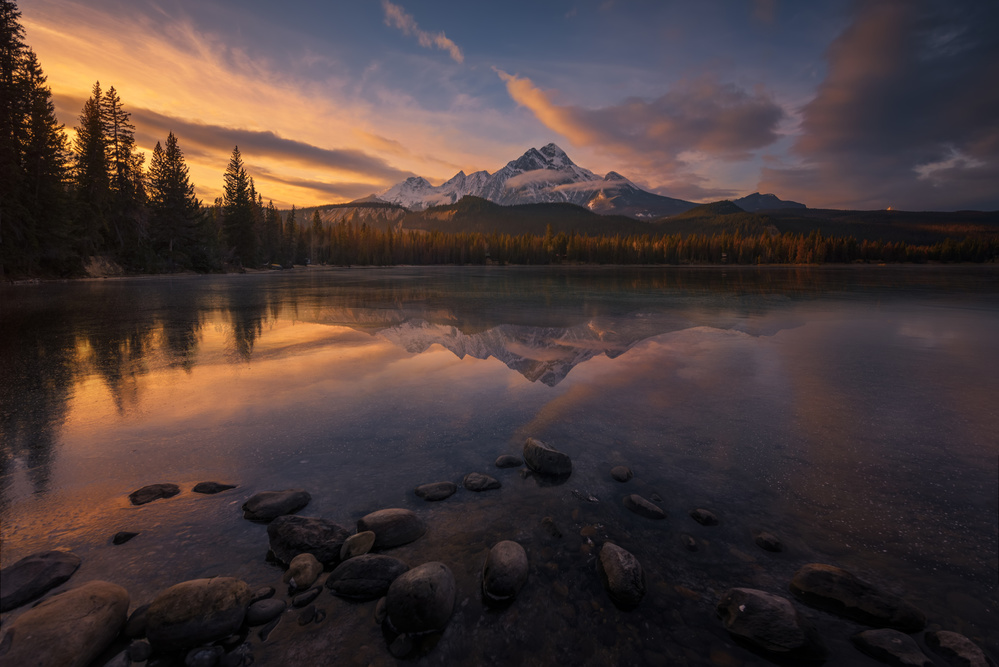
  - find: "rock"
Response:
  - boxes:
[852,629,933,666]
[113,531,138,545]
[292,587,321,608]
[610,466,633,482]
[541,516,562,539]
[681,535,698,551]
[266,515,350,567]
[357,508,426,549]
[241,489,311,522]
[250,586,275,604]
[145,576,253,652]
[128,483,180,505]
[327,554,410,600]
[690,508,719,526]
[482,541,528,604]
[185,645,224,667]
[192,482,237,494]
[623,494,666,520]
[414,481,457,501]
[341,531,376,560]
[385,562,456,634]
[925,630,994,667]
[463,472,501,491]
[598,542,645,609]
[374,597,388,623]
[495,455,523,469]
[523,437,572,477]
[389,634,414,658]
[128,640,153,662]
[296,604,316,625]
[789,563,925,632]
[0,550,82,612]
[123,603,150,638]
[245,599,286,626]
[0,580,129,667]
[755,531,784,552]
[283,553,322,591]
[104,649,131,667]
[716,587,826,661]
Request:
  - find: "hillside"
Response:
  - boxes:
[766,208,999,244]
[652,201,780,236]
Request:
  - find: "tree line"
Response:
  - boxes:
[1,0,995,280]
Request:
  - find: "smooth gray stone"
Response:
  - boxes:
[690,508,719,526]
[463,472,501,491]
[790,563,925,632]
[598,542,645,609]
[414,482,457,501]
[112,531,138,545]
[610,466,633,482]
[327,554,409,600]
[192,481,237,494]
[925,630,994,667]
[266,515,350,566]
[385,562,456,634]
[145,577,252,652]
[129,483,180,505]
[128,640,153,662]
[755,531,784,552]
[852,628,933,666]
[523,438,572,477]
[341,531,376,560]
[494,455,523,469]
[717,587,825,660]
[482,541,528,603]
[0,580,129,667]
[623,494,666,520]
[283,552,322,591]
[185,645,224,667]
[0,550,81,612]
[292,587,321,608]
[241,489,310,522]
[357,508,426,549]
[123,603,150,638]
[245,598,286,626]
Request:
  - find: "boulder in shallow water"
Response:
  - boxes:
[0,580,129,667]
[283,553,323,591]
[690,508,719,526]
[623,494,666,520]
[852,628,933,666]
[0,550,82,612]
[241,489,311,522]
[145,577,252,652]
[192,481,236,494]
[716,587,825,661]
[755,531,784,552]
[482,541,528,604]
[523,438,572,477]
[414,481,457,501]
[267,515,350,567]
[494,455,523,469]
[463,472,501,492]
[385,562,456,634]
[112,531,138,545]
[341,531,376,560]
[358,508,426,549]
[598,542,645,609]
[129,483,180,505]
[610,466,633,482]
[925,630,994,667]
[790,563,925,632]
[327,554,410,600]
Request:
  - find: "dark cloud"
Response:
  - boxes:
[53,93,414,185]
[759,0,999,210]
[247,167,382,202]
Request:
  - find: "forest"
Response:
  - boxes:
[1,0,996,281]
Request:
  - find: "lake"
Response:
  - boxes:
[1,266,997,665]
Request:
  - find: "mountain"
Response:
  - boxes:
[652,200,779,236]
[379,143,696,219]
[733,192,806,211]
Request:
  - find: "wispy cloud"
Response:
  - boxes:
[382,1,464,64]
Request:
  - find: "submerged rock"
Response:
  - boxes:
[610,466,633,482]
[283,553,322,591]
[129,483,180,506]
[716,587,825,661]
[292,587,321,608]
[598,542,645,609]
[358,508,426,549]
[123,603,150,639]
[925,630,994,667]
[0,550,82,612]
[241,489,311,522]
[623,494,666,520]
[523,438,572,478]
[327,554,409,600]
[790,563,925,632]
[494,455,523,469]
[385,562,456,634]
[145,577,252,652]
[245,598,286,626]
[192,481,237,494]
[112,531,138,545]
[414,481,457,501]
[341,531,376,560]
[852,628,933,666]
[267,515,350,567]
[755,531,784,552]
[690,508,719,526]
[463,472,501,491]
[0,580,129,667]
[482,541,528,604]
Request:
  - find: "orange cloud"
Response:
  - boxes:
[382,1,464,64]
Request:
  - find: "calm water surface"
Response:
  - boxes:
[1,267,997,665]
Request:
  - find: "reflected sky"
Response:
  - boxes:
[1,267,997,661]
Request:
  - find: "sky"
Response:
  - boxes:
[19,0,999,211]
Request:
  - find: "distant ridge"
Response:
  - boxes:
[734,192,806,211]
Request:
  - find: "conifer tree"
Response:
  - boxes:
[101,85,145,257]
[221,145,255,266]
[72,82,109,254]
[148,131,201,268]
[283,204,296,265]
